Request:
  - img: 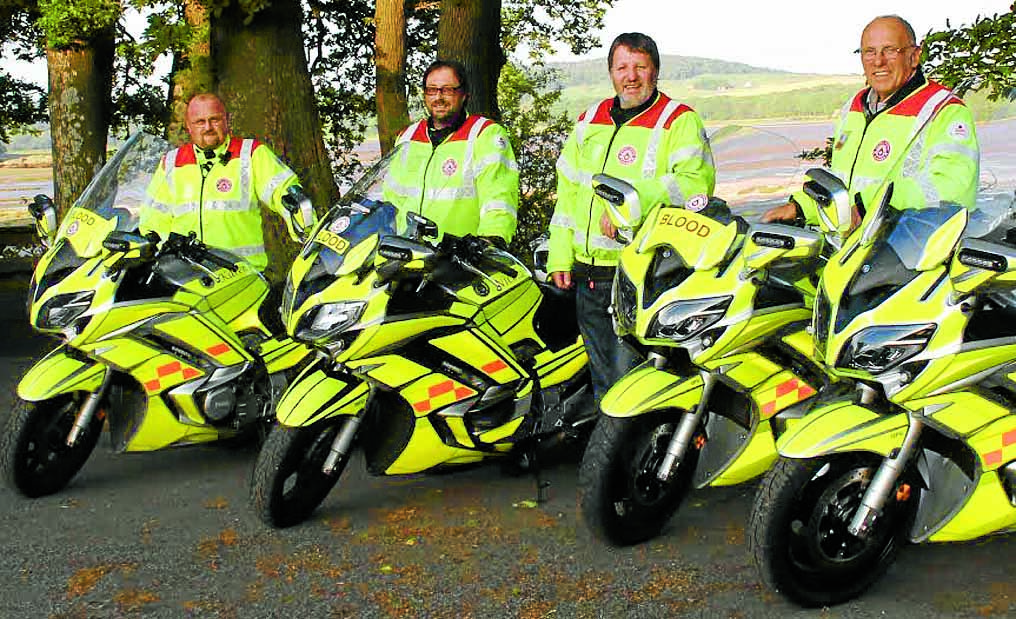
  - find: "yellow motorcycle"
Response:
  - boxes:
[1,132,312,497]
[250,144,592,528]
[578,127,853,545]
[749,172,1016,606]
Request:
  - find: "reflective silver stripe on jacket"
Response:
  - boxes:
[641,99,680,180]
[574,101,603,147]
[574,228,624,251]
[480,200,517,217]
[164,147,181,194]
[230,243,266,258]
[259,169,295,205]
[556,157,593,186]
[551,213,576,229]
[238,139,254,207]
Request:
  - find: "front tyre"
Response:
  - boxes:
[748,456,918,607]
[250,421,349,528]
[578,411,699,546]
[1,395,104,498]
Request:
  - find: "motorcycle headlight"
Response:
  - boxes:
[37,291,94,330]
[648,296,731,342]
[839,324,935,374]
[296,300,366,342]
[612,267,638,335]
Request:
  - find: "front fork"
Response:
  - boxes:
[656,368,715,482]
[322,414,362,475]
[848,411,924,538]
[66,371,113,447]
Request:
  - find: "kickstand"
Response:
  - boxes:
[526,446,551,504]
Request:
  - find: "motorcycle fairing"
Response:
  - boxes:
[276,359,370,427]
[17,347,107,401]
[927,470,1016,541]
[776,401,908,458]
[600,364,705,418]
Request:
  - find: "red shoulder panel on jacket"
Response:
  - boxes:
[174,145,197,167]
[447,115,494,142]
[850,89,866,113]
[888,81,956,117]
[407,121,430,143]
[229,137,247,158]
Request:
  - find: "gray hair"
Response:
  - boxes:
[870,15,917,45]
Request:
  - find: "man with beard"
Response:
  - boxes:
[384,60,519,248]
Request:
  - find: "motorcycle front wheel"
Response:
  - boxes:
[250,420,349,528]
[748,455,918,607]
[1,395,104,497]
[578,411,699,546]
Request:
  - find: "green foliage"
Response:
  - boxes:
[37,0,121,48]
[797,136,833,167]
[503,0,613,60]
[498,62,572,257]
[0,72,48,142]
[924,5,1016,101]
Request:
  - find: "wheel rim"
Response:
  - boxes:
[788,461,904,577]
[22,396,82,476]
[629,422,676,506]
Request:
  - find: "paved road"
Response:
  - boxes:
[0,273,1013,619]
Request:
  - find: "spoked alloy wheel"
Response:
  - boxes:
[749,456,918,607]
[579,412,699,546]
[1,395,105,498]
[250,421,349,528]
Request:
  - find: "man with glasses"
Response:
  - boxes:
[384,59,519,247]
[764,14,979,225]
[547,32,715,409]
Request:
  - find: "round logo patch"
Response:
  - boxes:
[216,178,233,192]
[948,121,969,140]
[617,145,638,166]
[66,221,79,236]
[872,139,891,162]
[329,216,351,234]
[684,194,709,212]
[494,135,508,150]
[442,157,458,176]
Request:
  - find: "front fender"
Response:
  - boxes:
[777,400,909,459]
[276,359,370,427]
[17,347,107,401]
[600,363,704,418]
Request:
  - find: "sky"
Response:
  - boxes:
[548,0,1012,74]
[4,0,1012,83]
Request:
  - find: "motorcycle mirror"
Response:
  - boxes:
[802,168,851,238]
[28,194,58,246]
[282,186,316,237]
[405,212,439,240]
[949,237,1016,296]
[592,173,640,232]
[377,235,436,265]
[743,223,823,271]
[103,230,157,263]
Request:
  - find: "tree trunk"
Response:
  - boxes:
[437,0,504,120]
[375,0,409,154]
[212,0,337,284]
[46,30,115,218]
[166,0,214,145]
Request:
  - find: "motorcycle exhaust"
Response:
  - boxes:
[848,413,924,538]
[657,370,715,482]
[322,416,361,475]
[67,372,113,446]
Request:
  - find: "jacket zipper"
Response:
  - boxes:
[585,123,624,266]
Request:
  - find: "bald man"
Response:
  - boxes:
[140,93,310,271]
[764,15,979,226]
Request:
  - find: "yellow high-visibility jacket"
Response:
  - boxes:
[547,92,715,273]
[384,114,519,243]
[140,136,302,270]
[799,76,979,221]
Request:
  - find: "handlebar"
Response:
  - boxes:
[162,232,240,272]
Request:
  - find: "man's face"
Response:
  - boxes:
[610,45,657,109]
[860,18,921,101]
[186,96,230,150]
[423,67,467,129]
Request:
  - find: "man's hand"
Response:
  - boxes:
[551,271,572,290]
[599,211,617,239]
[761,201,800,223]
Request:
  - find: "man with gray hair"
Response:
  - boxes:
[764,14,979,225]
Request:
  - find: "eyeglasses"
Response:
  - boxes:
[855,45,916,61]
[423,85,462,97]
